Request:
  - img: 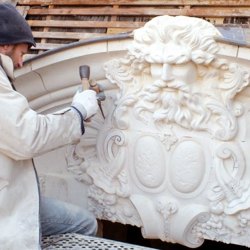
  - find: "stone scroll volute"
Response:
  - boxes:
[66,15,250,248]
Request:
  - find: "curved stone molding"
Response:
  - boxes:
[13,15,250,248]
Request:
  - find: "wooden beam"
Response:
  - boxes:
[39,4,54,54]
[107,4,119,34]
[31,42,63,50]
[18,0,250,7]
[32,31,108,40]
[28,20,145,29]
[27,7,250,18]
[16,6,30,17]
[18,0,250,55]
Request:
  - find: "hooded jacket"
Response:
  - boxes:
[0,53,82,250]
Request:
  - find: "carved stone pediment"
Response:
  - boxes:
[64,16,250,248]
[14,15,250,248]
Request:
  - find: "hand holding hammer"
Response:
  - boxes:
[79,65,105,119]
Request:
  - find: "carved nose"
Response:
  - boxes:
[161,63,173,81]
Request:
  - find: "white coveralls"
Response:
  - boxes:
[0,54,83,250]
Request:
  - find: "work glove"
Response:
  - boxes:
[71,89,98,129]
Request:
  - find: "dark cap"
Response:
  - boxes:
[0,3,36,47]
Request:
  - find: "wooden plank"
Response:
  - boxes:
[32,31,108,40]
[39,4,54,54]
[28,20,145,29]
[18,0,250,7]
[30,26,250,51]
[107,4,119,34]
[16,6,30,17]
[27,7,250,17]
[107,28,132,34]
[207,17,225,25]
[32,43,63,50]
[18,0,250,54]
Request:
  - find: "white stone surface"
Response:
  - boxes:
[14,15,250,248]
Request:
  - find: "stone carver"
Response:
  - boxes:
[66,15,250,248]
[0,3,99,249]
